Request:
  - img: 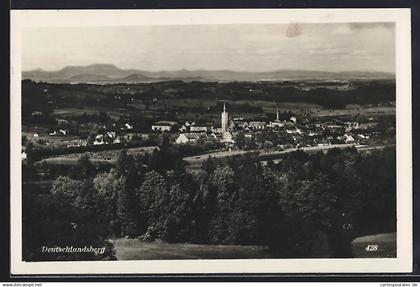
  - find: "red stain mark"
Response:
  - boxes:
[286,22,302,38]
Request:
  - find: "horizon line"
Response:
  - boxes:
[23,63,396,75]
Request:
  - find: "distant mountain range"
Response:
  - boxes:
[22,64,395,83]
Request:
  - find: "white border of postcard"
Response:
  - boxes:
[10,8,412,274]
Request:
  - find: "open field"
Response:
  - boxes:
[235,100,323,113]
[114,233,396,260]
[157,99,394,117]
[164,99,323,110]
[113,238,272,260]
[46,146,157,160]
[163,99,218,109]
[34,146,157,166]
[35,157,116,166]
[316,106,395,117]
[53,107,134,119]
[50,100,394,121]
[351,232,396,258]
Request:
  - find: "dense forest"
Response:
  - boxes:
[22,143,396,261]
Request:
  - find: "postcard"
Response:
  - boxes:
[10,8,412,274]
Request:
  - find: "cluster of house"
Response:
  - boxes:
[175,131,235,145]
[48,119,71,136]
[45,116,137,147]
[37,104,379,150]
[170,120,373,147]
[161,105,376,147]
[90,128,142,146]
[92,131,122,145]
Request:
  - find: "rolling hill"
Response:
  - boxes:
[22,64,395,83]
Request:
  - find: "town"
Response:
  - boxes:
[23,68,404,264]
[22,98,394,166]
[19,66,399,266]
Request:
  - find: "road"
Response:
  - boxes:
[184,144,391,169]
[35,143,390,169]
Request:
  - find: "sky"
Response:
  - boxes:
[22,23,395,73]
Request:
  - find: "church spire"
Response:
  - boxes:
[276,106,279,121]
[221,103,228,132]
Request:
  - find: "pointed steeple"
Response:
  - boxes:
[276,106,279,122]
[221,103,228,132]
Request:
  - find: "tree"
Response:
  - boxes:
[157,133,170,149]
[93,169,126,236]
[51,176,84,203]
[227,206,259,244]
[277,172,336,257]
[357,148,396,234]
[263,140,274,150]
[86,132,96,146]
[137,171,168,236]
[204,136,219,150]
[119,153,146,236]
[77,153,94,179]
[148,147,185,174]
[234,132,246,149]
[22,176,116,261]
[208,166,236,243]
[159,173,196,242]
[116,149,134,176]
[201,156,217,174]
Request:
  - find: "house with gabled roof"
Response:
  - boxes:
[175,132,207,144]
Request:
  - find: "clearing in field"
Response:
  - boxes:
[113,238,273,260]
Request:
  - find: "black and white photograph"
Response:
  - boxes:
[10,9,412,274]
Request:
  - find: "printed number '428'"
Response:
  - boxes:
[365,244,378,251]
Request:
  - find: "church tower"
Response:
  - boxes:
[221,103,229,132]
